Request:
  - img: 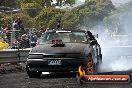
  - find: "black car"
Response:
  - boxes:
[26,29,102,78]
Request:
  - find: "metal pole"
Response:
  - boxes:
[10,11,15,48]
[10,9,20,48]
[29,28,31,48]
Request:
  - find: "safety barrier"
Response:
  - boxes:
[0,46,132,64]
[0,48,31,64]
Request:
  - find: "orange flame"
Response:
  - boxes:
[78,65,86,76]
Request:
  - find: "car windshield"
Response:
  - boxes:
[38,31,87,44]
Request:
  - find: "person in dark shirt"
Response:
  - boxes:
[30,32,37,47]
[13,20,19,29]
[17,17,25,35]
[56,20,61,30]
[13,20,19,39]
[3,23,11,43]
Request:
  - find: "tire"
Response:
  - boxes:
[26,66,42,78]
[84,54,97,75]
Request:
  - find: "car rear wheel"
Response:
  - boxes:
[26,66,42,78]
[85,54,97,75]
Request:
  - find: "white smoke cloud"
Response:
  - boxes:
[62,0,132,9]
[87,0,132,72]
[111,0,132,6]
[79,0,132,6]
[78,0,132,73]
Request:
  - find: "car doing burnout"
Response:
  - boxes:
[26,29,102,78]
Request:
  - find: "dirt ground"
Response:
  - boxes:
[0,71,132,88]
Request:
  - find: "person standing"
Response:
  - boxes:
[56,20,61,30]
[17,17,25,35]
[13,20,19,30]
[3,23,11,43]
[12,20,19,39]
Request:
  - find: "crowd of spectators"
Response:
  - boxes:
[0,17,44,49]
[0,18,62,49]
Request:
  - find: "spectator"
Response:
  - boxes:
[13,20,19,30]
[1,25,5,31]
[13,20,19,39]
[3,23,11,43]
[17,17,25,35]
[30,32,37,47]
[56,20,61,30]
[20,34,29,48]
[13,38,19,49]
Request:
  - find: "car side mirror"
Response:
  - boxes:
[93,34,98,38]
[96,34,98,38]
[90,40,97,45]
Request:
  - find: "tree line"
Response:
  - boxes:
[0,0,118,32]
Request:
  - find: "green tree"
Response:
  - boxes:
[104,1,132,34]
[13,13,35,28]
[0,0,18,8]
[1,12,35,29]
[61,0,115,29]
[21,2,41,17]
[78,0,115,28]
[18,0,75,18]
[34,0,115,30]
[0,13,11,27]
[35,7,65,29]
[18,0,75,8]
[0,14,2,28]
[62,11,79,29]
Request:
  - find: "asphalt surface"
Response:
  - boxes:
[0,71,132,88]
